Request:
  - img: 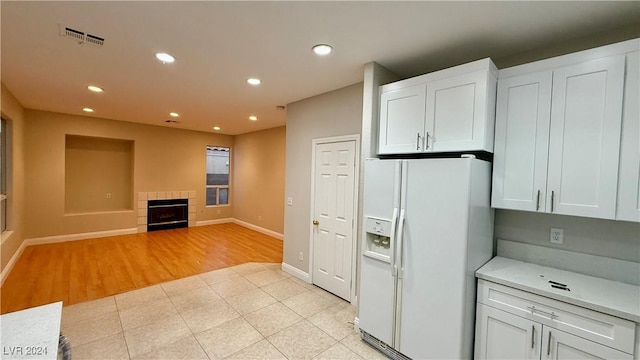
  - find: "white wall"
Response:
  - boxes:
[283,83,363,274]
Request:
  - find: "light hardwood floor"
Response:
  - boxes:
[0,223,283,314]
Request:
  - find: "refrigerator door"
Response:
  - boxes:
[396,158,474,359]
[358,159,401,347]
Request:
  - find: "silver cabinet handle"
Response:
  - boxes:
[531,325,535,349]
[416,132,422,150]
[547,331,552,356]
[551,191,555,212]
[527,306,558,320]
[536,190,541,211]
[425,132,430,150]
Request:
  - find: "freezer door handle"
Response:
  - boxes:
[390,207,399,277]
[395,208,406,279]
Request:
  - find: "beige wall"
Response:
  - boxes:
[24,110,234,238]
[1,84,26,273]
[233,126,285,234]
[284,83,363,273]
[65,136,133,213]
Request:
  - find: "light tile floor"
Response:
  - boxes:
[61,262,388,360]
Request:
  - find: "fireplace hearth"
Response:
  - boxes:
[147,198,188,232]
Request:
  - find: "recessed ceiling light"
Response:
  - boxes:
[312,44,333,56]
[82,107,94,113]
[169,112,179,117]
[87,85,104,93]
[155,52,175,64]
[247,78,261,86]
[213,126,221,131]
[249,116,258,121]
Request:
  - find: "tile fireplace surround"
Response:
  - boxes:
[136,191,196,233]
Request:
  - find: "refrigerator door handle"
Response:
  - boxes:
[390,207,399,276]
[395,208,406,279]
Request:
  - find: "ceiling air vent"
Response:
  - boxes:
[59,24,105,47]
[85,34,105,46]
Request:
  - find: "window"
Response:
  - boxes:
[206,146,230,206]
[1,118,7,232]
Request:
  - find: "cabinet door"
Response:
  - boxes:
[378,84,426,154]
[475,304,541,360]
[542,327,632,360]
[425,70,494,152]
[617,51,640,222]
[492,71,553,211]
[547,55,625,219]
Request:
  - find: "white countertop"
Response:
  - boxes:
[476,257,640,323]
[0,302,62,360]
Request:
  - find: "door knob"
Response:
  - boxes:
[313,220,319,226]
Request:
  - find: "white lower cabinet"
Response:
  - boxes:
[547,326,631,360]
[475,280,635,360]
[476,303,541,359]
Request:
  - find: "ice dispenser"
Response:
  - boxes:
[363,217,393,262]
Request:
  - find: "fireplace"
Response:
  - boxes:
[147,198,188,232]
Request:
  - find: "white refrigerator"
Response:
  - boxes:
[358,157,493,360]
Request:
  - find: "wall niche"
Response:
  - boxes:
[65,135,134,214]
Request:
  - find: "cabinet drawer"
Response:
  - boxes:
[478,280,636,354]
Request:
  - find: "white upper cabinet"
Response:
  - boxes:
[379,84,427,154]
[617,51,640,222]
[378,59,497,155]
[492,71,552,211]
[492,39,638,220]
[425,70,496,152]
[547,55,625,219]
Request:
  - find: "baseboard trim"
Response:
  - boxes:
[25,228,139,246]
[233,219,283,240]
[0,238,27,287]
[281,262,311,283]
[195,218,233,226]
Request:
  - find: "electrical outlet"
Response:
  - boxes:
[258,215,262,221]
[287,197,293,206]
[298,252,303,261]
[550,228,564,244]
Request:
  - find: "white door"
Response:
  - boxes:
[425,70,491,152]
[312,140,356,300]
[475,304,541,360]
[617,51,640,222]
[378,84,427,154]
[547,55,625,219]
[492,71,552,211]
[543,328,632,360]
